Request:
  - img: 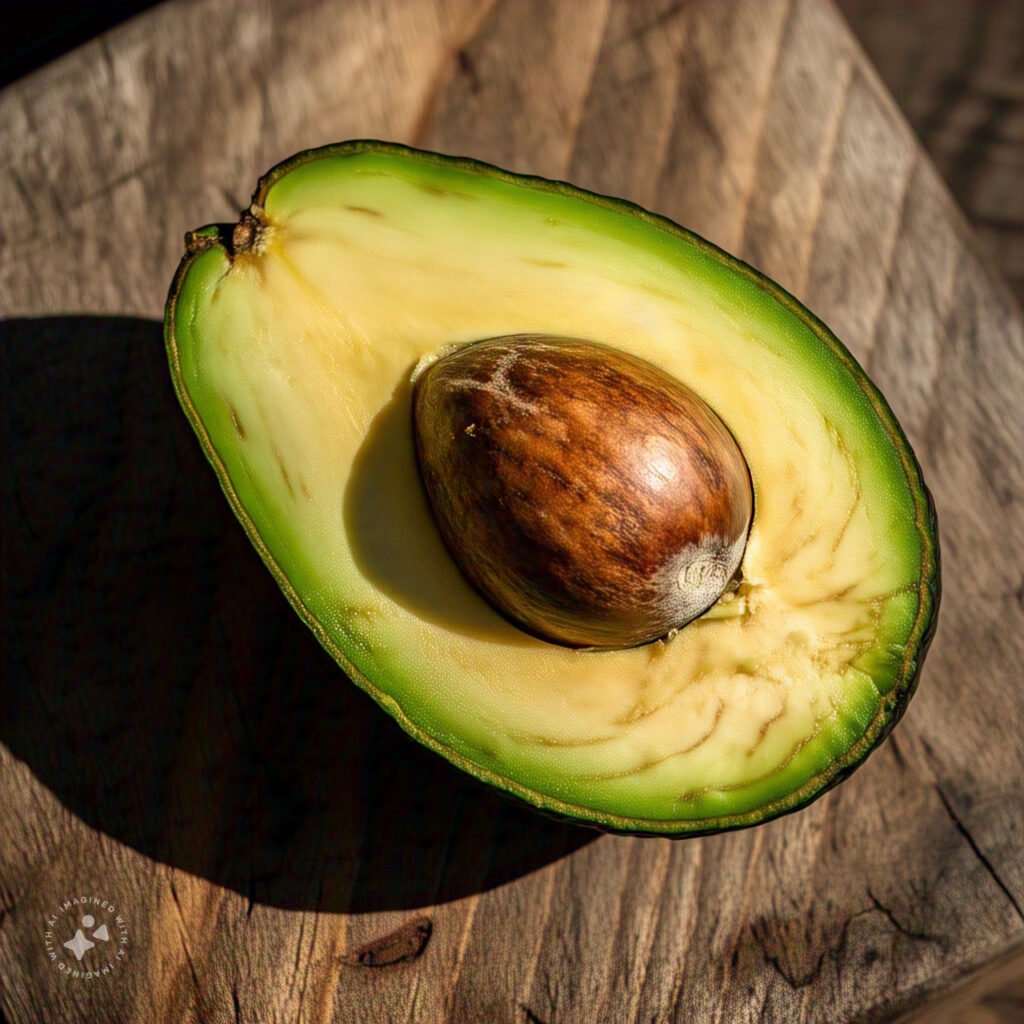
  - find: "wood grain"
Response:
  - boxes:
[840,0,1024,308]
[894,944,1024,1024]
[1,1,1022,1022]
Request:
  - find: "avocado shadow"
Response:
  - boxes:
[344,375,535,645]
[0,316,595,914]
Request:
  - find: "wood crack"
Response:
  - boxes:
[291,911,307,980]
[753,904,867,990]
[866,888,944,945]
[759,940,832,990]
[296,910,319,1022]
[521,1005,549,1024]
[753,886,946,992]
[167,874,203,1009]
[935,783,1024,923]
[515,858,564,1021]
[292,863,328,1020]
[245,879,257,920]
[342,916,433,967]
[231,982,242,1024]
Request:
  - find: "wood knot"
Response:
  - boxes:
[341,916,433,968]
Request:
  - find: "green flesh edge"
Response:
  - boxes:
[165,141,939,835]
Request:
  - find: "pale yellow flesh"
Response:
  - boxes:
[174,153,923,823]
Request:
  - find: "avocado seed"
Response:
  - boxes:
[412,335,753,648]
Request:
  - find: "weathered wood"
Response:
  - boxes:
[1,2,1022,1023]
[840,0,1024,308]
[894,944,1024,1024]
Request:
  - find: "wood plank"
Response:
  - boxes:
[895,945,1024,1024]
[840,0,1024,308]
[1,1,1022,1022]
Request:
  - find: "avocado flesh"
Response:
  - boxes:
[167,142,938,834]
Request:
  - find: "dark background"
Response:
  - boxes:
[2,1,160,88]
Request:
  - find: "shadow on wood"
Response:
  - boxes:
[0,316,595,913]
[345,375,538,646]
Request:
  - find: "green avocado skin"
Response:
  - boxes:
[164,140,940,837]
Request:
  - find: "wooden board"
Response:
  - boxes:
[838,0,1024,310]
[1,1,1022,1022]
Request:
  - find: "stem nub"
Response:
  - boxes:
[232,210,262,255]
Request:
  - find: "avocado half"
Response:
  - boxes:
[165,141,939,836]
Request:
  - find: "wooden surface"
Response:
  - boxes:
[840,0,1024,309]
[837,7,1024,1017]
[2,1,1023,1022]
[894,944,1024,1024]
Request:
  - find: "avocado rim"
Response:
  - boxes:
[164,139,940,837]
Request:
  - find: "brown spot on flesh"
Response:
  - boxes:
[584,700,726,780]
[521,257,569,268]
[638,282,681,303]
[615,656,719,726]
[229,405,246,440]
[417,183,475,199]
[511,729,621,749]
[677,727,819,805]
[345,204,383,217]
[747,705,786,756]
[271,443,295,498]
[413,335,753,648]
[789,580,860,608]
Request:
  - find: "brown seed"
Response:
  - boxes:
[412,335,753,648]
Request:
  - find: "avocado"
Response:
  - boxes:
[165,141,939,835]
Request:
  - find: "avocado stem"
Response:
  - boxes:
[232,210,263,256]
[183,208,269,263]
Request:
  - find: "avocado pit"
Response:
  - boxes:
[412,335,753,648]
